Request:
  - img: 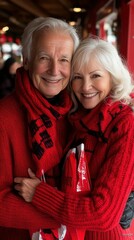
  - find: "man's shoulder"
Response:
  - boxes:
[0,92,23,121]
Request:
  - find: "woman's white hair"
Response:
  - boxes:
[21,17,80,61]
[70,36,134,110]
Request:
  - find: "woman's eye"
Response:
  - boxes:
[73,75,82,80]
[91,74,100,79]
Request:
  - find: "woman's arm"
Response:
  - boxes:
[14,168,134,230]
[15,117,134,231]
[28,117,134,231]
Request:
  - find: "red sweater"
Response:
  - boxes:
[0,91,71,239]
[32,99,134,239]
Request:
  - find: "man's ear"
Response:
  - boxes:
[23,58,29,70]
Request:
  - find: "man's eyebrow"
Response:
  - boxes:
[61,55,69,58]
[61,55,72,60]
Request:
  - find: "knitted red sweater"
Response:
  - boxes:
[32,100,134,239]
[0,91,71,239]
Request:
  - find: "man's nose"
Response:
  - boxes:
[48,60,59,75]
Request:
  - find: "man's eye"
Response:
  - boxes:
[40,56,49,60]
[60,58,69,62]
[38,54,49,61]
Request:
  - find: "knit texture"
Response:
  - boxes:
[16,67,72,179]
[32,99,134,239]
[0,67,72,239]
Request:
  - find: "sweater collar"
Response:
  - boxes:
[70,98,125,134]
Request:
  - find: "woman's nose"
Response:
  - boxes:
[82,78,92,91]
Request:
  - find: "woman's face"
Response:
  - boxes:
[72,57,112,109]
[24,29,74,98]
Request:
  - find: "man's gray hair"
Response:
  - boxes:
[21,17,80,60]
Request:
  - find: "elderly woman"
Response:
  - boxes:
[0,17,79,239]
[15,36,134,240]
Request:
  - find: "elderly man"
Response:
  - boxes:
[0,17,79,239]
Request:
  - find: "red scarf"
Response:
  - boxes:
[16,67,72,178]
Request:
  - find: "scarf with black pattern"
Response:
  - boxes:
[16,67,72,179]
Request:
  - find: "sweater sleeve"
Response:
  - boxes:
[32,115,134,231]
[0,123,60,230]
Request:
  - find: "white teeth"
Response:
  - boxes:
[82,93,97,98]
[43,78,60,83]
[48,80,59,83]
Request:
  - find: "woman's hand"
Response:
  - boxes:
[14,168,41,202]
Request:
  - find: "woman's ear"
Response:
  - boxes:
[23,58,29,70]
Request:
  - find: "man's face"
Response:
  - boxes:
[25,29,74,98]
